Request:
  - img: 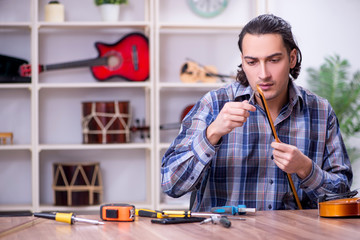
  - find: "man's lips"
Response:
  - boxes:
[257,83,274,91]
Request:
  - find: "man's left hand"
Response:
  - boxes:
[271,141,312,179]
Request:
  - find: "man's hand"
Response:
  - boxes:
[271,141,312,179]
[206,101,256,145]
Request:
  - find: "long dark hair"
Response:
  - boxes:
[236,14,302,86]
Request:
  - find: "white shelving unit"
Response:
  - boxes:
[0,0,266,213]
[0,0,155,213]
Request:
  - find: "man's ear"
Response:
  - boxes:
[290,49,297,68]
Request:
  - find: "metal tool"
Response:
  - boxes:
[33,212,104,225]
[211,205,256,215]
[161,210,245,221]
[248,90,256,103]
[162,210,216,218]
[135,208,166,218]
[200,215,231,228]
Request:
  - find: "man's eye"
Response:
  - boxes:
[246,61,256,66]
[270,58,280,63]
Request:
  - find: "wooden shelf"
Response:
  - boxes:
[38,143,152,151]
[38,21,151,29]
[37,82,152,89]
[0,145,32,151]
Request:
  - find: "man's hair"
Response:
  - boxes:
[236,14,302,86]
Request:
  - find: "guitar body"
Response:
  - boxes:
[92,33,149,82]
[0,54,31,83]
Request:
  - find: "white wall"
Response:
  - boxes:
[267,0,360,87]
[267,0,360,189]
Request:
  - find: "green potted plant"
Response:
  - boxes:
[307,54,360,163]
[94,0,128,22]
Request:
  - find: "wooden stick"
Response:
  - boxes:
[256,85,303,210]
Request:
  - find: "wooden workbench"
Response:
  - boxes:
[0,209,359,239]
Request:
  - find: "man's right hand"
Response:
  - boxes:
[206,101,256,145]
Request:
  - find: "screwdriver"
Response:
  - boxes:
[33,212,104,225]
[211,205,256,215]
[162,210,204,218]
[161,210,241,219]
[135,209,165,218]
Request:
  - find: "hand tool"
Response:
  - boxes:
[135,208,165,218]
[161,210,245,220]
[162,210,211,218]
[211,205,256,215]
[151,217,206,224]
[33,212,104,225]
[200,215,231,228]
[162,210,233,228]
[248,91,256,103]
[100,203,135,222]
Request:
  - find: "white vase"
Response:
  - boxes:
[99,4,120,22]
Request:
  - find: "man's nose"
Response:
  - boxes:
[259,62,270,79]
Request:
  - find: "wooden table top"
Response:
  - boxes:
[0,209,359,240]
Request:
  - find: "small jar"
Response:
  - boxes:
[45,1,65,22]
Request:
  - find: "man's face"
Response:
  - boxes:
[241,33,296,106]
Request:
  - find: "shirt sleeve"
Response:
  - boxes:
[300,106,353,200]
[161,101,219,198]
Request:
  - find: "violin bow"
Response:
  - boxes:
[256,85,303,210]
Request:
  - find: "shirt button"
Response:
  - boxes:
[268,204,272,210]
[190,176,194,180]
[205,153,210,157]
[271,155,274,160]
[269,179,274,184]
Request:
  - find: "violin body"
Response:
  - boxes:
[319,197,360,217]
[180,61,218,83]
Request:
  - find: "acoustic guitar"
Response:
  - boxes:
[0,54,31,83]
[20,32,149,82]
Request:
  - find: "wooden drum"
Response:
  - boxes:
[52,162,103,206]
[82,101,131,144]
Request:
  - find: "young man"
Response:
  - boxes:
[161,14,353,211]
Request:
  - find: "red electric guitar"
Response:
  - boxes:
[20,32,149,82]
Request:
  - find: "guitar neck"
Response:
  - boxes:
[205,72,235,79]
[43,57,108,71]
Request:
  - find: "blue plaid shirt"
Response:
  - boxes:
[161,81,352,211]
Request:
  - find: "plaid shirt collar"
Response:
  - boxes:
[233,80,304,111]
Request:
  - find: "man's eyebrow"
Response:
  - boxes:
[243,52,283,60]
